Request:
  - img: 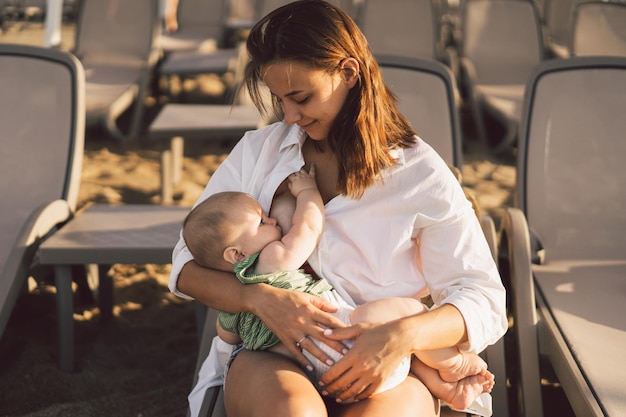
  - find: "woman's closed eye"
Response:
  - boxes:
[272,95,310,105]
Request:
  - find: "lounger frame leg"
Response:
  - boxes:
[98,264,114,321]
[160,136,184,204]
[54,264,74,372]
[171,136,184,185]
[161,150,174,205]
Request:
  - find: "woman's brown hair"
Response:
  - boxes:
[244,0,416,198]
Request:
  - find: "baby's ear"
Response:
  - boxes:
[223,246,245,264]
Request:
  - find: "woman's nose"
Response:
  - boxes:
[282,102,301,124]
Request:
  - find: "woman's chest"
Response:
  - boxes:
[302,142,339,204]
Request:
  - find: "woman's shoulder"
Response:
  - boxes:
[391,136,466,203]
[398,136,452,175]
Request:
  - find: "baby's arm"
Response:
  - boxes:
[256,164,324,274]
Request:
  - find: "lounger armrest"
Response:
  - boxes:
[459,56,480,101]
[23,199,73,248]
[459,57,476,85]
[479,214,511,417]
[0,199,74,337]
[499,207,544,417]
[459,56,489,147]
[24,199,74,273]
[479,214,498,261]
[196,385,225,417]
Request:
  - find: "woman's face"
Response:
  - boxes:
[262,59,359,140]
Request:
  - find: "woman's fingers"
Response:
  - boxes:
[286,338,316,372]
[258,289,348,370]
[334,377,377,403]
[323,322,364,341]
[319,322,410,402]
[320,362,382,402]
[290,323,350,372]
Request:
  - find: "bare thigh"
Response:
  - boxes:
[328,373,440,417]
[224,349,328,417]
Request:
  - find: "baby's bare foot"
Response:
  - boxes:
[432,369,495,411]
[439,352,487,383]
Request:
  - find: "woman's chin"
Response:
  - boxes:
[305,129,327,141]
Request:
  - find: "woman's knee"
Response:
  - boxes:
[224,350,327,417]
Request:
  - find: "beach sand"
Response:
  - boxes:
[0,21,572,417]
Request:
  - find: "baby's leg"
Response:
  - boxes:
[418,347,490,383]
[349,297,426,324]
[353,298,490,384]
[216,318,243,345]
[411,357,494,412]
[217,322,301,368]
[352,298,494,409]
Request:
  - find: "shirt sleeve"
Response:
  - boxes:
[167,144,246,298]
[168,233,196,299]
[418,194,507,353]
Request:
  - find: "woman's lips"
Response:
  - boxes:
[299,120,315,130]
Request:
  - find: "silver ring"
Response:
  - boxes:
[296,336,307,348]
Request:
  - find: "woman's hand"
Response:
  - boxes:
[247,283,349,371]
[320,321,412,402]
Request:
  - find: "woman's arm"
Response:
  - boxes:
[320,303,467,402]
[318,207,504,402]
[179,259,350,369]
[177,261,249,312]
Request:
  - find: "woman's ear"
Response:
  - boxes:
[341,57,360,88]
[223,246,245,265]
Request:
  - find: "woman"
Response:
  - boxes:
[169,1,507,416]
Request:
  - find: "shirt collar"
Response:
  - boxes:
[277,122,409,167]
[279,123,307,152]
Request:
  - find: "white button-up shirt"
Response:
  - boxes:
[170,122,506,411]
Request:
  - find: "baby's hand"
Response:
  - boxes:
[288,164,318,197]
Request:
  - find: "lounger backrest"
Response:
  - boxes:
[378,55,463,168]
[74,0,160,65]
[359,0,438,60]
[570,1,626,57]
[518,57,626,261]
[461,0,543,84]
[177,0,226,31]
[0,44,84,274]
[543,0,578,48]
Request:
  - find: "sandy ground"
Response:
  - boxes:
[0,21,572,417]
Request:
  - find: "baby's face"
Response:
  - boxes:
[232,195,283,256]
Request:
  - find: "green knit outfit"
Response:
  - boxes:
[218,252,333,351]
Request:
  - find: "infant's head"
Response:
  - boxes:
[183,192,282,271]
